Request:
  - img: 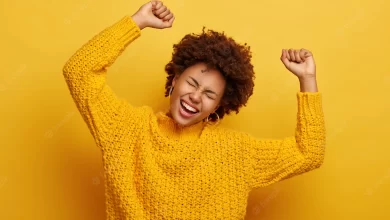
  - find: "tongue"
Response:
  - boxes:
[181,101,198,115]
[183,106,196,114]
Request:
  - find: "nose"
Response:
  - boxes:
[189,90,201,103]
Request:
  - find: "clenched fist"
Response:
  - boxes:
[131,1,175,30]
[280,48,316,80]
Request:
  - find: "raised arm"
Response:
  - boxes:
[245,49,326,188]
[244,91,326,189]
[62,1,175,143]
[62,15,141,142]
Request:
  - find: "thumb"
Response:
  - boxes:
[138,1,154,14]
[150,1,157,10]
[160,16,175,28]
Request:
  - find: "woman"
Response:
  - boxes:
[63,1,325,219]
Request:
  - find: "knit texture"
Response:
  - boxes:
[63,15,326,220]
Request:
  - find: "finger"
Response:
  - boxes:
[158,8,170,19]
[295,50,302,63]
[150,0,157,9]
[162,13,173,22]
[288,49,295,61]
[303,49,313,58]
[150,1,158,10]
[280,49,290,67]
[154,5,167,15]
[153,1,163,11]
[286,49,291,60]
[165,15,175,27]
[299,48,306,61]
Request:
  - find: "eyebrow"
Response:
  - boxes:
[189,76,218,96]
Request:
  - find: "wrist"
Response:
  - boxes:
[298,74,316,81]
[299,77,318,92]
[131,14,146,30]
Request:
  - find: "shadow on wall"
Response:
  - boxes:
[246,185,283,219]
[49,129,106,220]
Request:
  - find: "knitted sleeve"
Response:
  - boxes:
[62,16,141,143]
[242,92,326,189]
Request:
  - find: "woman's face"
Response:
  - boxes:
[169,62,226,127]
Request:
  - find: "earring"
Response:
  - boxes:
[206,112,220,124]
[169,86,174,97]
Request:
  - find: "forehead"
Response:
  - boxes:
[181,63,225,88]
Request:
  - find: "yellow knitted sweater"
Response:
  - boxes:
[63,15,326,220]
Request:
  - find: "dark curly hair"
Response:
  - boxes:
[164,27,255,121]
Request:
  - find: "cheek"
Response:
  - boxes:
[201,98,218,113]
[175,83,194,95]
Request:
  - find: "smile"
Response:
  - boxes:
[179,100,199,118]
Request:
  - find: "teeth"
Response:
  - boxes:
[182,101,197,113]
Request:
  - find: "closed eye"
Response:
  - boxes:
[206,93,216,100]
[187,78,217,100]
[187,81,196,87]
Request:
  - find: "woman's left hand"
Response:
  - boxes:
[280,48,316,80]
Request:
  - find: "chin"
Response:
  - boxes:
[172,112,198,127]
[170,106,204,128]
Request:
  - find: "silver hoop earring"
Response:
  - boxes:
[206,112,220,124]
[169,86,173,97]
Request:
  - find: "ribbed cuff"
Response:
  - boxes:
[107,15,141,48]
[297,92,323,119]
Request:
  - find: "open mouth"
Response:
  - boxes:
[179,100,199,118]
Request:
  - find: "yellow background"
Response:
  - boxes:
[1,0,389,219]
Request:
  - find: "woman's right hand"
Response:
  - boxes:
[131,1,175,30]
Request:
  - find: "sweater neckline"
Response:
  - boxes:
[153,111,210,142]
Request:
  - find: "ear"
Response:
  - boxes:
[214,105,220,112]
[172,75,179,87]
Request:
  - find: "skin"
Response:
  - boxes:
[131,1,319,127]
[281,49,318,93]
[169,63,226,127]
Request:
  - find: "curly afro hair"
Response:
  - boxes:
[164,27,255,121]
